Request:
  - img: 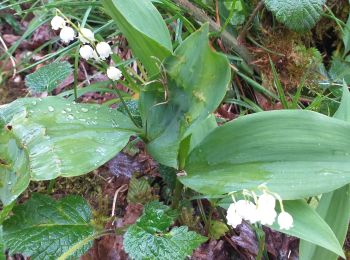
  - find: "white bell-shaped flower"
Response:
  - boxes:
[79,45,94,60]
[51,16,65,30]
[226,203,243,228]
[257,193,276,210]
[257,207,277,225]
[60,26,75,43]
[78,28,95,44]
[278,212,293,230]
[107,66,122,81]
[235,200,259,224]
[96,42,112,60]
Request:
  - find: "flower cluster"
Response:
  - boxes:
[50,14,122,81]
[226,191,293,230]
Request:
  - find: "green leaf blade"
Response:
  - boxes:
[123,201,206,259]
[3,194,95,259]
[102,0,172,76]
[145,24,231,167]
[182,110,350,199]
[0,97,136,205]
[264,0,325,32]
[25,62,72,94]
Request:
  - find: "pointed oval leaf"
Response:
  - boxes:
[0,97,137,205]
[270,200,345,258]
[181,110,350,199]
[102,0,172,75]
[299,84,350,260]
[145,24,231,167]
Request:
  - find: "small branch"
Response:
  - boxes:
[0,34,17,79]
[238,0,264,43]
[172,0,253,65]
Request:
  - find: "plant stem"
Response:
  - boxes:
[172,0,252,65]
[171,179,184,209]
[238,0,264,43]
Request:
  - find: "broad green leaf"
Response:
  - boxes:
[25,61,72,93]
[0,96,137,205]
[3,193,95,259]
[343,13,350,56]
[123,201,206,259]
[0,227,4,260]
[144,24,231,168]
[329,56,350,84]
[102,0,172,76]
[270,200,345,258]
[299,85,350,260]
[264,0,325,32]
[181,110,350,199]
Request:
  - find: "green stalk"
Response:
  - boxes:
[171,179,184,209]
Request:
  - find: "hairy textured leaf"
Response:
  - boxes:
[144,24,230,167]
[25,62,72,93]
[102,0,172,76]
[299,85,350,260]
[181,110,350,199]
[3,194,95,259]
[123,201,206,259]
[0,97,137,205]
[264,0,325,32]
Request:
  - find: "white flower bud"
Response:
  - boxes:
[107,66,122,81]
[226,203,243,228]
[79,45,94,60]
[235,200,259,224]
[78,28,95,44]
[51,16,65,30]
[96,42,112,60]
[258,193,276,210]
[60,26,75,43]
[257,207,277,226]
[278,212,293,230]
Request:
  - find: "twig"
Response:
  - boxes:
[238,0,264,43]
[111,184,128,217]
[172,0,252,65]
[0,34,17,78]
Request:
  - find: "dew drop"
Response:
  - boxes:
[67,114,74,120]
[81,108,89,113]
[61,110,67,114]
[32,101,37,105]
[48,106,54,112]
[7,181,12,185]
[66,108,72,112]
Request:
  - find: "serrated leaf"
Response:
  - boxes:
[127,176,157,204]
[3,193,95,259]
[0,97,137,205]
[264,0,325,32]
[123,201,206,259]
[181,110,350,200]
[25,62,72,93]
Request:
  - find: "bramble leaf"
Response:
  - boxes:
[264,0,325,32]
[123,201,206,259]
[3,194,95,259]
[25,61,72,93]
